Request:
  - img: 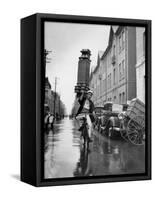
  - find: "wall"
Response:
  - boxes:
[127,27,137,100]
[0,1,154,200]
[136,27,145,103]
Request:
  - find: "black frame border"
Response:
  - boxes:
[35,13,151,187]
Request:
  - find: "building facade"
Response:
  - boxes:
[90,26,137,107]
[44,77,66,117]
[135,27,145,103]
[45,77,53,112]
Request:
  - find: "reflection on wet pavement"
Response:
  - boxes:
[44,118,145,179]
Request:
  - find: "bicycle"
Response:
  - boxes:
[77,115,91,148]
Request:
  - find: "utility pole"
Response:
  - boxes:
[59,93,61,119]
[53,77,57,119]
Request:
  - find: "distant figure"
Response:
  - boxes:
[44,112,54,131]
[44,112,50,132]
[48,114,54,129]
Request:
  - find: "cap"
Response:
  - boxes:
[87,90,93,95]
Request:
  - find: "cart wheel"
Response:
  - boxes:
[120,129,129,142]
[120,118,129,142]
[127,115,145,145]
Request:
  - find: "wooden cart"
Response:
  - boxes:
[120,98,145,145]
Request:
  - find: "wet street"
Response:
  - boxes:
[44,117,145,179]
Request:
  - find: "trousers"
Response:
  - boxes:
[86,114,92,138]
[76,113,92,138]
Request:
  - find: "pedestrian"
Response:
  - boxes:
[76,90,95,142]
[48,114,54,129]
[44,112,50,132]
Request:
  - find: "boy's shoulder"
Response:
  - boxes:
[89,99,94,104]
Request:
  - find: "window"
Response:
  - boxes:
[109,73,111,88]
[122,60,125,77]
[103,79,105,93]
[119,35,121,53]
[113,45,116,56]
[119,93,121,104]
[108,75,110,89]
[122,30,125,50]
[113,68,116,85]
[122,92,125,104]
[119,63,121,80]
[112,45,116,65]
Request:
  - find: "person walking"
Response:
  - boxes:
[44,112,50,132]
[48,114,54,129]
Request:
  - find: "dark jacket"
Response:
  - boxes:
[76,97,95,122]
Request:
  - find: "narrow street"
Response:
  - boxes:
[44,117,145,179]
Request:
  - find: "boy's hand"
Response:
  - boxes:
[81,89,85,94]
[79,90,85,100]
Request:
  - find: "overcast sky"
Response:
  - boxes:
[45,22,110,114]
